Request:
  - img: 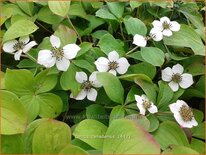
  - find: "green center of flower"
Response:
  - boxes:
[163,21,171,29]
[108,61,119,70]
[13,41,25,51]
[172,73,182,83]
[52,47,64,59]
[82,81,92,91]
[143,100,151,109]
[179,105,193,122]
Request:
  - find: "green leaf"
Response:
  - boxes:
[109,105,125,123]
[38,93,63,119]
[34,69,58,94]
[124,17,147,36]
[5,69,34,96]
[95,8,117,20]
[1,90,28,135]
[71,139,94,151]
[54,24,77,46]
[125,114,150,131]
[37,6,64,24]
[185,61,205,76]
[134,75,157,103]
[60,64,81,95]
[68,2,88,20]
[1,5,12,25]
[190,138,205,154]
[127,62,156,79]
[147,114,159,132]
[162,145,199,154]
[164,24,205,56]
[20,95,40,122]
[130,1,142,10]
[86,104,107,124]
[23,118,49,153]
[153,121,189,150]
[76,42,93,57]
[16,2,34,16]
[125,86,143,104]
[73,119,108,150]
[103,119,160,154]
[107,2,125,19]
[98,33,125,56]
[192,122,205,140]
[3,19,38,43]
[32,119,71,154]
[1,134,24,154]
[97,72,124,104]
[58,144,89,154]
[73,60,95,73]
[141,47,165,67]
[48,1,71,17]
[157,81,173,110]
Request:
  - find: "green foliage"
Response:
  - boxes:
[1,1,205,154]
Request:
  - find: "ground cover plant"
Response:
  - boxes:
[1,0,205,154]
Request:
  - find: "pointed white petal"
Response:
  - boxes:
[169,100,185,114]
[73,90,87,100]
[162,29,173,37]
[94,57,109,72]
[173,112,188,128]
[87,88,97,101]
[56,57,70,71]
[133,34,147,47]
[148,103,158,114]
[37,50,56,68]
[63,44,81,60]
[116,57,130,74]
[152,20,163,31]
[150,28,163,41]
[75,72,88,84]
[172,64,184,74]
[50,35,61,48]
[89,71,102,88]
[19,36,30,44]
[168,81,179,92]
[135,95,143,104]
[160,16,170,24]
[190,118,198,127]
[136,102,146,115]
[179,73,194,89]
[170,21,181,32]
[109,69,117,76]
[108,51,119,61]
[3,40,18,53]
[22,41,37,53]
[14,50,23,60]
[161,67,173,82]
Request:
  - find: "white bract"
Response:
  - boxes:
[133,28,163,47]
[94,51,130,76]
[70,71,102,101]
[169,100,198,128]
[135,94,158,115]
[37,35,81,71]
[152,16,180,37]
[161,64,193,92]
[3,36,37,60]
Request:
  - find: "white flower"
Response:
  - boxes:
[2,36,37,60]
[70,71,102,101]
[94,51,130,76]
[135,94,158,115]
[37,35,81,71]
[161,64,193,92]
[152,16,180,37]
[149,28,163,41]
[133,34,147,47]
[169,100,198,128]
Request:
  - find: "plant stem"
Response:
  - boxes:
[24,53,37,62]
[125,46,139,56]
[120,22,126,41]
[67,16,82,43]
[35,21,52,34]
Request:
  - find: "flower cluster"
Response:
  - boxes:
[2,16,198,129]
[133,16,181,47]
